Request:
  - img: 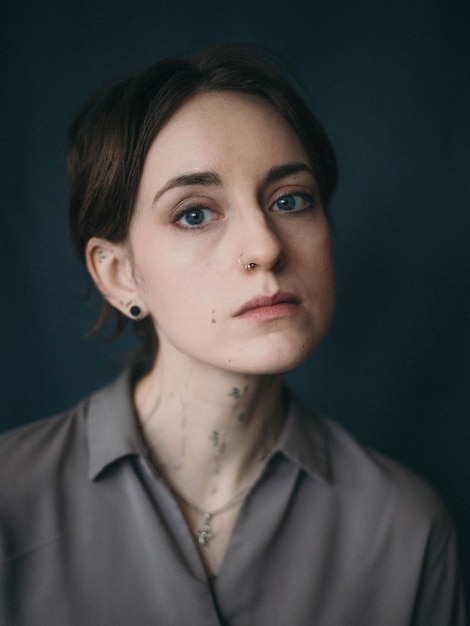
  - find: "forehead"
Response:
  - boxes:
[140,91,309,180]
[158,90,296,137]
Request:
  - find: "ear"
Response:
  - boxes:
[85,237,147,319]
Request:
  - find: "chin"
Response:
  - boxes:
[228,336,323,376]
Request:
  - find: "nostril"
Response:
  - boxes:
[271,251,285,272]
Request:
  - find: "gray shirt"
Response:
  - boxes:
[0,370,465,625]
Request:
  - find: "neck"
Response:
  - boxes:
[134,350,285,512]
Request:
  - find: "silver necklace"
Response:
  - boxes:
[141,436,251,547]
[173,486,251,547]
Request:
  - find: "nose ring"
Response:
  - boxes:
[238,253,256,271]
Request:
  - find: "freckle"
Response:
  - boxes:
[237,412,247,423]
[211,318,216,324]
[228,387,241,399]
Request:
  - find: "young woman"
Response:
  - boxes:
[0,45,465,625]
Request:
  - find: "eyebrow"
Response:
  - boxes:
[265,162,315,184]
[151,161,315,205]
[152,172,221,205]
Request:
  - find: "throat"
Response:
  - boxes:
[134,364,286,574]
[135,368,285,498]
[142,435,253,577]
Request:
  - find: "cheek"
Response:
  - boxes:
[299,225,334,278]
[319,243,335,290]
[135,260,215,327]
[319,239,335,294]
[303,232,336,314]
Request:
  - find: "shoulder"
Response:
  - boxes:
[317,413,454,540]
[0,373,136,563]
[290,395,444,517]
[0,372,122,506]
[284,392,455,546]
[288,399,466,623]
[0,398,89,474]
[0,369,137,512]
[288,393,452,531]
[0,397,92,562]
[310,410,461,599]
[0,369,133,480]
[0,397,91,524]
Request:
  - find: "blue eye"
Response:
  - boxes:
[177,207,215,227]
[272,193,315,212]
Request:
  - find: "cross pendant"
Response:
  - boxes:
[195,514,214,546]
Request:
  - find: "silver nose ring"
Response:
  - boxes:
[238,254,256,271]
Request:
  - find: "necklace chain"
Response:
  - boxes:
[141,437,251,547]
[174,484,251,519]
[173,485,251,547]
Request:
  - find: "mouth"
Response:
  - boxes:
[235,291,302,320]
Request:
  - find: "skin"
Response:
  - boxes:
[87,91,335,574]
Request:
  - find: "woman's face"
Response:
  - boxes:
[127,91,335,375]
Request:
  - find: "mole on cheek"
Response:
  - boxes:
[211,309,216,324]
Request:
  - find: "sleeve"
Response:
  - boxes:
[411,507,467,626]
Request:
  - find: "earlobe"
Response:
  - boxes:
[85,237,145,318]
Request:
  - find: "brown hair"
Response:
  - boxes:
[67,44,338,357]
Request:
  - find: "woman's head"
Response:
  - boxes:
[68,45,338,364]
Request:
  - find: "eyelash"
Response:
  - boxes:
[174,205,217,229]
[271,192,316,213]
[173,192,317,230]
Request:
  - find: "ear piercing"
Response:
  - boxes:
[238,253,256,271]
[129,305,143,319]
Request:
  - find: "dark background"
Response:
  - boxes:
[2,0,469,599]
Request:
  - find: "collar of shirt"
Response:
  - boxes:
[86,368,330,484]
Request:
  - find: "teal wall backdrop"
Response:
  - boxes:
[2,0,469,599]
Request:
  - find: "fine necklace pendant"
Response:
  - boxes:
[195,513,214,546]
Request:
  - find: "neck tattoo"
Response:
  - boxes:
[137,390,286,547]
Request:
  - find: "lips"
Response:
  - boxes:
[235,291,302,318]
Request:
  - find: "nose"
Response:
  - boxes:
[236,207,284,272]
